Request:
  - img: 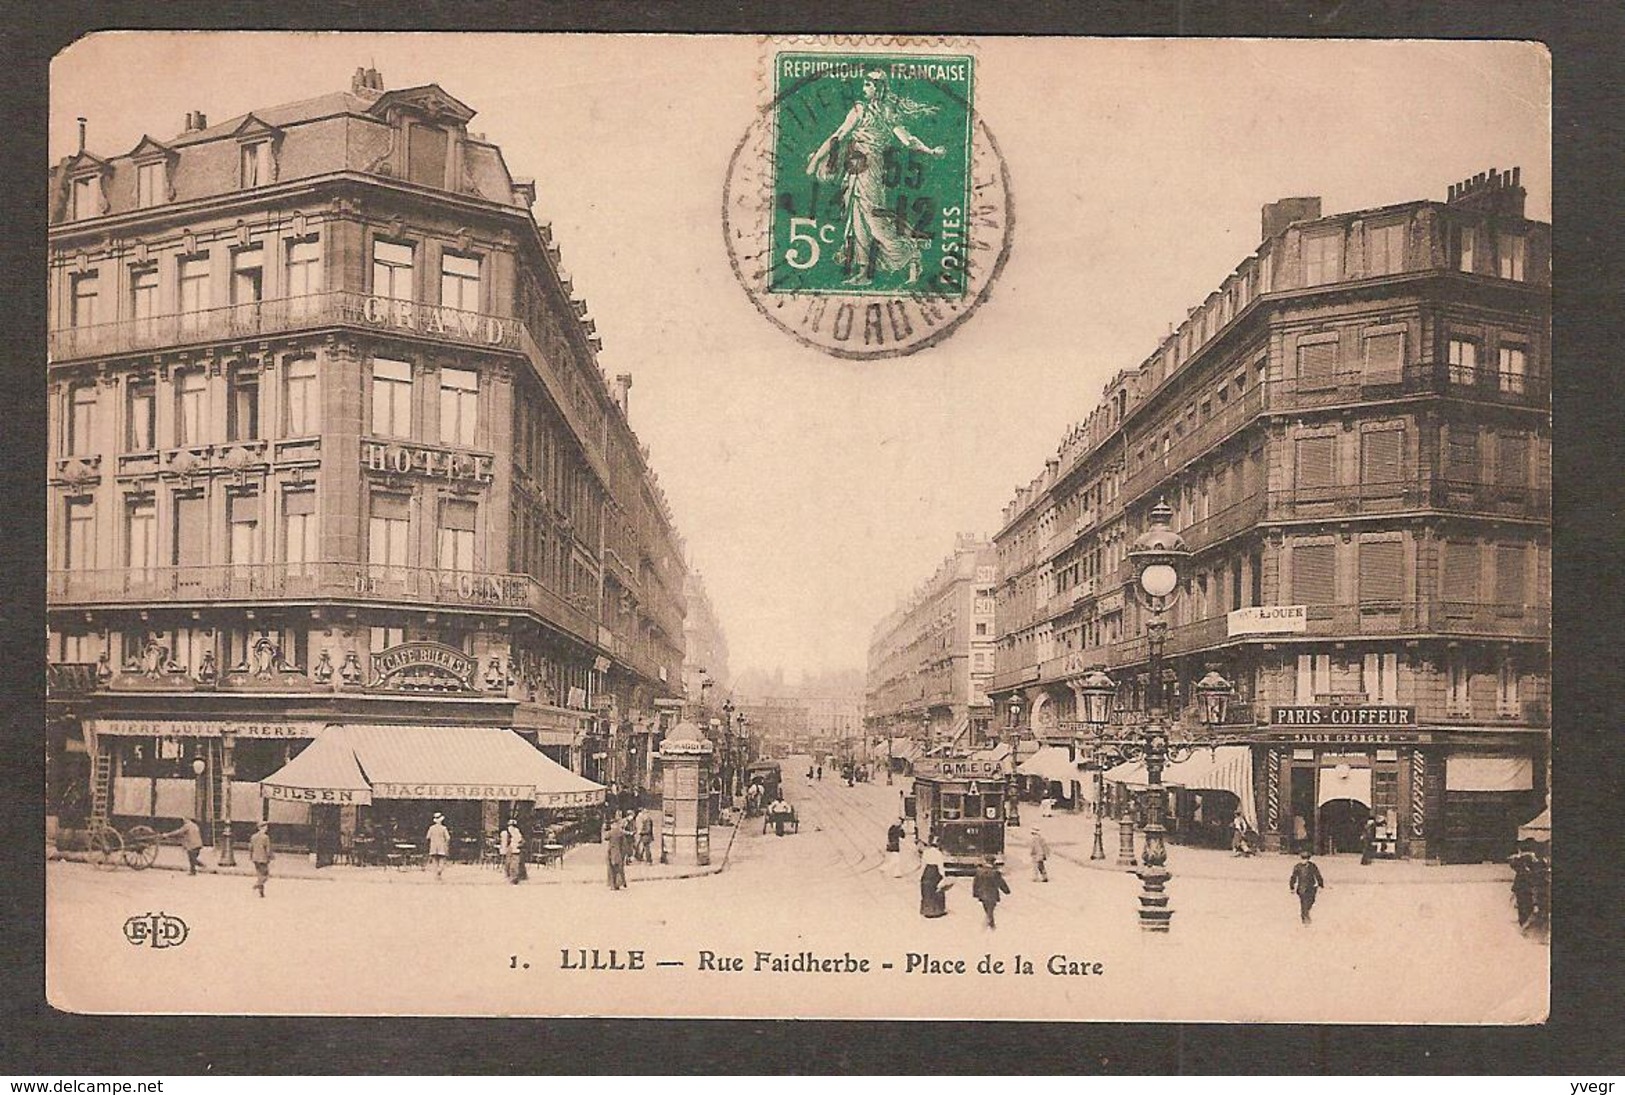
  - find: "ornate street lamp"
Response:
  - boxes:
[1008,697,1022,732]
[722,698,737,797]
[191,756,208,846]
[1195,669,1234,729]
[1075,668,1117,861]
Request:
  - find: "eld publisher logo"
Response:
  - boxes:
[123,911,189,949]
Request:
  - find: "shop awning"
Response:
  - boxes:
[1445,755,1534,792]
[1518,806,1550,844]
[1105,745,1256,828]
[1018,745,1082,784]
[888,738,923,761]
[260,724,606,808]
[971,743,1012,768]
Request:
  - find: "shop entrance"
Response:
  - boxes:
[1288,767,1316,852]
[1318,798,1371,855]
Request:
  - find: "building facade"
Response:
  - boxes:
[46,69,687,849]
[681,566,730,704]
[865,534,998,752]
[988,170,1550,863]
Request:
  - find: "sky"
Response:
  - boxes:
[49,33,1551,684]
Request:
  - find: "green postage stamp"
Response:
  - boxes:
[724,41,1012,359]
[770,53,974,297]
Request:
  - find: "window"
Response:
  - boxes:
[1445,654,1471,715]
[368,494,411,576]
[68,384,97,456]
[283,491,318,573]
[228,493,260,565]
[1366,222,1406,276]
[1445,428,1479,483]
[136,161,165,208]
[438,500,477,571]
[1496,658,1520,716]
[1296,653,1332,702]
[227,370,259,441]
[1441,540,1479,610]
[1498,346,1527,394]
[1496,434,1529,489]
[283,357,317,436]
[1446,338,1478,385]
[126,379,155,451]
[370,626,407,653]
[1498,235,1526,281]
[70,272,99,328]
[286,238,322,300]
[71,175,102,221]
[175,371,207,445]
[439,367,478,446]
[975,622,988,636]
[172,494,207,568]
[371,358,413,439]
[1495,544,1527,611]
[1292,542,1336,605]
[1296,339,1337,390]
[231,248,264,305]
[372,240,414,301]
[441,254,480,311]
[241,142,272,188]
[1456,225,1476,272]
[1362,652,1399,704]
[1303,231,1341,286]
[64,498,95,570]
[130,266,158,330]
[178,254,211,331]
[1358,538,1404,604]
[408,124,449,187]
[1295,435,1336,493]
[125,498,157,573]
[1362,331,1404,383]
[1359,429,1404,492]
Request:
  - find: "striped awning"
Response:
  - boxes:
[260,724,605,808]
[1018,745,1081,784]
[1105,745,1256,829]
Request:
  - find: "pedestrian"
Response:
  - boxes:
[816,765,823,781]
[1509,840,1538,929]
[1231,811,1249,857]
[1028,826,1050,882]
[919,842,949,919]
[503,819,526,884]
[425,812,451,880]
[972,855,1011,929]
[165,816,205,875]
[637,810,655,863]
[1040,794,1054,818]
[606,815,629,890]
[1360,815,1377,865]
[886,817,906,878]
[1289,850,1326,924]
[249,820,273,898]
[768,795,791,837]
[1292,814,1309,854]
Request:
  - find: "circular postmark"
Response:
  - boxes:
[724,49,1013,360]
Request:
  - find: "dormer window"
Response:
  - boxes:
[136,161,166,208]
[71,174,103,221]
[241,141,272,188]
[408,123,449,187]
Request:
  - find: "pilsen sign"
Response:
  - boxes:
[363,442,494,483]
[344,294,521,350]
[262,784,370,804]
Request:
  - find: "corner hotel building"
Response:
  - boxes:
[45,69,688,850]
[988,173,1549,862]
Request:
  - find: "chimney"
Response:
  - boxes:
[352,65,385,97]
[1260,196,1322,243]
[1445,166,1525,218]
[613,373,633,415]
[76,117,86,154]
[183,111,208,133]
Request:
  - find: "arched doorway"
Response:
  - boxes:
[1318,798,1370,855]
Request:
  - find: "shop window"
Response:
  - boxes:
[136,160,166,209]
[370,358,413,439]
[372,240,414,301]
[64,497,95,570]
[68,383,97,456]
[439,366,478,447]
[1372,769,1400,834]
[283,357,318,436]
[227,370,259,441]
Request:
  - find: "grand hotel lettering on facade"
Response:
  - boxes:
[989,173,1549,863]
[45,69,689,848]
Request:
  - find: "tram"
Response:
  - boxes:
[906,755,1010,874]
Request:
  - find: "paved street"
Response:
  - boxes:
[48,758,1545,1022]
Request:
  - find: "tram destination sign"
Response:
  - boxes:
[913,758,1005,780]
[1271,706,1416,726]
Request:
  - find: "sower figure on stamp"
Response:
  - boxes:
[805,69,945,287]
[1289,850,1326,924]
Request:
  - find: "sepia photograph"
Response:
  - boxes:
[41,31,1551,1024]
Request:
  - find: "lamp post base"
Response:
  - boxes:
[1136,865,1173,932]
[1116,818,1137,866]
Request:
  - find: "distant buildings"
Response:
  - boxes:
[682,566,730,703]
[864,534,998,751]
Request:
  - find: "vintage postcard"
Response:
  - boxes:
[43,32,1550,1022]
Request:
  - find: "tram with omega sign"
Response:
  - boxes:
[906,756,1010,874]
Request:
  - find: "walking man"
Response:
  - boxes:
[165,816,205,875]
[1231,811,1250,857]
[1289,850,1327,924]
[886,817,906,878]
[503,820,526,884]
[1360,815,1378,865]
[606,814,630,890]
[972,855,1011,930]
[1028,826,1050,882]
[425,812,451,880]
[637,810,655,864]
[249,820,273,898]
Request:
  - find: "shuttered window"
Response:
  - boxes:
[1496,434,1528,488]
[1295,436,1336,491]
[1360,429,1404,492]
[173,494,207,567]
[1292,542,1336,605]
[1359,539,1404,602]
[1445,429,1480,482]
[1495,544,1526,609]
[1297,340,1338,389]
[1441,541,1479,607]
[1363,332,1404,382]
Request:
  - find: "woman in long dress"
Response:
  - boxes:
[919,841,948,918]
[805,70,946,287]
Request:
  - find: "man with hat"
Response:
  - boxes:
[425,812,451,881]
[502,819,526,884]
[1028,825,1051,882]
[249,820,274,898]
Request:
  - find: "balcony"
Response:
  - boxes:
[49,291,524,364]
[1181,491,1268,552]
[1268,479,1549,522]
[1122,385,1265,505]
[1273,363,1548,413]
[48,562,597,646]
